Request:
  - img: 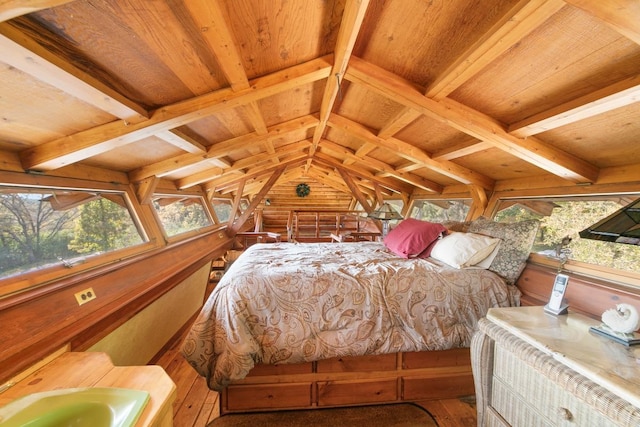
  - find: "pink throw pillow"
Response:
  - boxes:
[384,219,447,258]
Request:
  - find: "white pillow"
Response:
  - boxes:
[430,232,501,269]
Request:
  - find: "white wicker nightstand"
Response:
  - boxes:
[471,306,640,426]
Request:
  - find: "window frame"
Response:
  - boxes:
[150,190,219,243]
[0,172,160,298]
[486,188,640,289]
[407,197,473,222]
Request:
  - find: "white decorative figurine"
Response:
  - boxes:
[601,304,640,334]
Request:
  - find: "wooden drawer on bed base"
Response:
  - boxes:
[220,349,476,415]
[403,372,475,400]
[317,378,399,406]
[246,361,312,376]
[402,348,470,369]
[223,382,313,411]
[317,353,397,373]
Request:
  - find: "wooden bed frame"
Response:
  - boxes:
[220,348,474,414]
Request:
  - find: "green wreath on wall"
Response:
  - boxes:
[296,183,310,198]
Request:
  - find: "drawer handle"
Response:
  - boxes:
[558,407,573,421]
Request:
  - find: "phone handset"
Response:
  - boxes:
[545,273,569,315]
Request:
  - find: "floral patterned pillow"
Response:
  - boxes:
[440,220,472,233]
[468,217,540,285]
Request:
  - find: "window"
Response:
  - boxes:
[493,195,640,274]
[152,195,213,237]
[0,186,146,282]
[410,199,470,222]
[211,199,233,223]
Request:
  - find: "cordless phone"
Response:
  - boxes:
[544,273,569,315]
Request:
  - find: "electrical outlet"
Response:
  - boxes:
[74,287,97,306]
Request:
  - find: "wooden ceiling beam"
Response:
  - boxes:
[185,0,269,136]
[0,22,148,121]
[328,113,495,189]
[426,0,565,99]
[377,109,421,139]
[214,156,308,194]
[240,152,309,177]
[229,165,286,233]
[307,168,352,194]
[314,152,408,195]
[564,0,640,45]
[104,114,316,182]
[336,167,372,213]
[185,0,247,91]
[154,129,207,154]
[432,139,493,161]
[308,0,370,160]
[20,55,332,171]
[345,57,600,183]
[227,179,246,227]
[509,74,640,137]
[321,140,443,193]
[374,0,564,139]
[113,0,221,97]
[0,1,74,23]
[394,162,423,173]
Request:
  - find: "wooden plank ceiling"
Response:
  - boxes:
[0,0,639,212]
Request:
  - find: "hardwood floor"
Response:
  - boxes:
[152,322,478,427]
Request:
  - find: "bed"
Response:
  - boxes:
[181,217,539,413]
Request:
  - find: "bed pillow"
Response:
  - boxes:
[384,218,447,258]
[468,217,540,285]
[440,220,472,233]
[430,232,501,269]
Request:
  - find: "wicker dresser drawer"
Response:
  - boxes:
[492,346,614,426]
[472,307,640,427]
[490,379,551,427]
[486,407,515,427]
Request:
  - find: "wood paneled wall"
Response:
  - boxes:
[517,263,640,320]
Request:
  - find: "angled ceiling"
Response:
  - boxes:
[1,0,639,207]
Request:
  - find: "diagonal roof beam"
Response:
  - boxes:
[155,129,207,154]
[0,22,148,120]
[431,139,494,161]
[328,113,494,190]
[345,57,599,183]
[21,56,332,171]
[376,0,564,139]
[336,167,372,213]
[314,152,408,195]
[307,168,352,194]
[426,0,565,99]
[176,141,311,189]
[509,74,640,137]
[320,140,443,193]
[229,165,287,234]
[307,0,370,161]
[186,0,268,135]
[227,178,246,227]
[128,115,318,182]
[564,0,640,45]
[213,156,308,194]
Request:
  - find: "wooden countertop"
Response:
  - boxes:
[0,352,176,427]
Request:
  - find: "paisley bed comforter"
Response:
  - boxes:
[181,242,519,391]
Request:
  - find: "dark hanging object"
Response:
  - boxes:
[579,198,640,245]
[296,183,310,198]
